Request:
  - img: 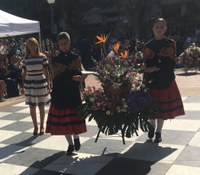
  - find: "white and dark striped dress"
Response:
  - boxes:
[23,55,50,106]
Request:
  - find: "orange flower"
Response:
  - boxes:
[121,50,129,59]
[112,42,120,52]
[95,34,108,44]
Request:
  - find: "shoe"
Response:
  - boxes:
[154,132,162,143]
[33,128,38,136]
[148,124,155,139]
[66,145,74,156]
[74,138,81,151]
[39,131,44,135]
[39,128,44,135]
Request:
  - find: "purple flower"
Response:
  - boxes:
[128,101,139,113]
[126,92,139,113]
[126,91,152,112]
[136,96,148,108]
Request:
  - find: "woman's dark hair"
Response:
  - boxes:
[57,32,71,42]
[152,18,167,27]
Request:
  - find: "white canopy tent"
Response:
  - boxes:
[0,9,40,38]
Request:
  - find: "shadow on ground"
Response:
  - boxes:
[176,72,199,76]
[18,141,176,175]
[96,141,176,175]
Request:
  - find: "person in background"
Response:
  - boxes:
[135,40,144,52]
[45,32,87,156]
[143,18,185,143]
[77,37,93,70]
[0,55,19,98]
[6,56,22,96]
[0,59,7,100]
[21,37,50,136]
[122,39,132,52]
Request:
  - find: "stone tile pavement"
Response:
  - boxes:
[0,96,200,175]
[0,68,200,175]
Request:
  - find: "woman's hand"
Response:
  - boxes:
[72,74,88,82]
[20,88,25,95]
[47,83,51,93]
[145,66,160,73]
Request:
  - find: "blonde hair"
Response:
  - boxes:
[24,37,41,59]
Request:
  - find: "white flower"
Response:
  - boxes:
[116,106,120,111]
[113,83,120,89]
[123,104,128,109]
[107,50,116,59]
[90,98,95,102]
[117,109,121,113]
[106,111,111,115]
[121,109,126,112]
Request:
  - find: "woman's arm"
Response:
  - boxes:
[41,54,51,89]
[72,74,88,82]
[43,66,50,82]
[21,69,27,95]
[145,66,160,73]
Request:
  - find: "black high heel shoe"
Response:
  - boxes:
[39,128,44,135]
[66,145,74,156]
[74,138,81,151]
[154,132,162,143]
[148,124,155,139]
[33,128,38,136]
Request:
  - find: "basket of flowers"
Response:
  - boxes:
[78,34,160,144]
[178,43,200,73]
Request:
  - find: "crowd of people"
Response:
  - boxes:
[0,54,23,100]
[0,27,199,100]
[0,17,196,155]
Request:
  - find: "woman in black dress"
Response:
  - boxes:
[46,32,87,155]
[143,18,185,143]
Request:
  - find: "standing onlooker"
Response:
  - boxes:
[77,37,93,70]
[143,18,185,143]
[21,37,50,136]
[45,32,87,156]
[0,58,7,100]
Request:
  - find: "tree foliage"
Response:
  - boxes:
[0,0,154,38]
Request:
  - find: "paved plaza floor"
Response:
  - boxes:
[0,68,200,175]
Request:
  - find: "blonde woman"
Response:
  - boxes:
[22,37,50,136]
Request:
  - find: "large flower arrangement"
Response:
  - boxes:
[78,35,159,144]
[178,44,200,72]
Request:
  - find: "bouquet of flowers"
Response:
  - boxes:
[178,43,200,72]
[78,34,159,144]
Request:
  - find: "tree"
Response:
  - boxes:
[0,0,162,40]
